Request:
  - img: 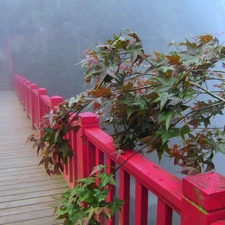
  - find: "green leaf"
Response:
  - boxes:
[126,107,136,119]
[159,65,175,73]
[85,66,103,79]
[185,39,200,55]
[158,111,175,130]
[216,143,225,154]
[156,147,164,162]
[180,125,191,141]
[108,197,124,215]
[56,213,69,220]
[113,36,129,49]
[125,46,144,64]
[45,127,55,134]
[106,67,119,80]
[93,189,108,203]
[161,132,169,146]
[78,190,94,202]
[154,92,173,111]
[117,92,135,105]
[43,131,55,142]
[77,177,96,188]
[99,173,116,189]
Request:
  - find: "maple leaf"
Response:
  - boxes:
[199,34,213,44]
[165,54,182,65]
[154,51,164,61]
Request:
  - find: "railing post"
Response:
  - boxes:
[18,77,24,103]
[24,80,31,112]
[21,78,27,108]
[181,172,225,225]
[38,88,48,129]
[13,74,17,94]
[30,84,38,130]
[50,95,63,109]
[76,112,99,179]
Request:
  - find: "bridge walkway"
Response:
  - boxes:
[0,91,67,225]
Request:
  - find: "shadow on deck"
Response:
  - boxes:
[0,91,67,225]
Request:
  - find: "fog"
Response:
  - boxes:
[1,1,225,91]
[1,0,225,171]
[1,1,225,223]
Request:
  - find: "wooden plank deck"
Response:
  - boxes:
[0,91,67,225]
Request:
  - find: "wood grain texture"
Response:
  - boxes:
[0,91,67,225]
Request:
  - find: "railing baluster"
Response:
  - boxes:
[119,168,130,225]
[24,80,31,112]
[157,198,172,225]
[106,156,116,225]
[135,180,148,225]
[25,81,31,118]
[38,88,47,131]
[21,78,26,108]
[30,84,38,129]
[67,132,73,184]
[87,140,96,175]
[64,134,69,177]
[71,130,78,187]
[96,147,104,166]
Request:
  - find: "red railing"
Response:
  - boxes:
[13,74,225,225]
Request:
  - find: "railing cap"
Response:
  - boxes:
[79,112,99,125]
[211,220,225,225]
[25,80,31,85]
[51,95,63,100]
[50,95,63,107]
[183,172,225,211]
[38,88,47,95]
[30,83,38,89]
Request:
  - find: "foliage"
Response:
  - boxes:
[55,165,124,225]
[28,31,225,175]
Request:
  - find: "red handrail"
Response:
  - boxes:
[13,74,225,225]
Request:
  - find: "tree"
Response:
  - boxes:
[28,31,225,176]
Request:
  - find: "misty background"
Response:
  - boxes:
[1,0,225,174]
[1,1,225,224]
[0,0,225,172]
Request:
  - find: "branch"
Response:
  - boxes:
[205,77,225,81]
[174,101,225,126]
[114,136,161,173]
[189,81,225,103]
[114,144,150,174]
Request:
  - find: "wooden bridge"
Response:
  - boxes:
[0,73,225,225]
[0,90,67,224]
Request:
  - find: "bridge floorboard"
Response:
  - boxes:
[0,91,66,225]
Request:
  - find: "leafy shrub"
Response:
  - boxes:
[55,165,124,225]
